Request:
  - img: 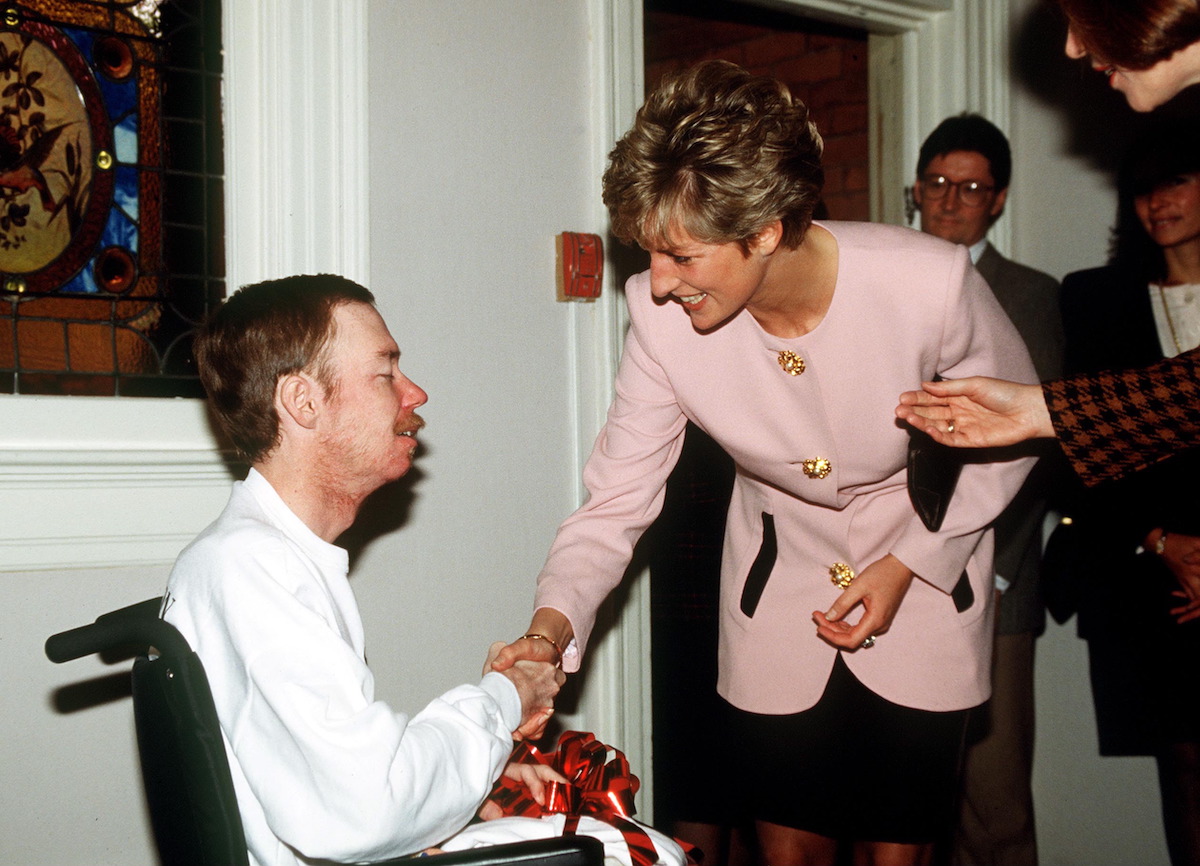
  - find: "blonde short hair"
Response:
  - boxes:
[602,60,824,253]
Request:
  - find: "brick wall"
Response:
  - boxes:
[644,8,869,221]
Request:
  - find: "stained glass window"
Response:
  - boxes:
[0,0,222,398]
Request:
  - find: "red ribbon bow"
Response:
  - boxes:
[484,731,698,866]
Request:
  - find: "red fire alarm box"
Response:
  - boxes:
[556,232,604,301]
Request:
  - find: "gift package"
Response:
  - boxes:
[441,731,695,866]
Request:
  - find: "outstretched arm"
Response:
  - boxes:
[490,608,573,673]
[895,376,1054,448]
[484,640,564,741]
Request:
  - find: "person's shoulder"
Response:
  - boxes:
[1061,264,1131,303]
[623,268,683,334]
[824,221,969,280]
[623,268,652,304]
[822,220,954,256]
[981,245,1058,288]
[1062,263,1122,288]
[168,488,293,600]
[823,221,971,300]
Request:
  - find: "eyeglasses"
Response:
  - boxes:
[920,175,996,208]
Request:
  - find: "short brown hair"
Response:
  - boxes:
[1058,0,1200,70]
[196,274,375,463]
[602,60,824,253]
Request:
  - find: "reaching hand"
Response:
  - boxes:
[1171,593,1200,625]
[491,635,562,673]
[478,761,569,820]
[486,641,564,741]
[895,377,1054,448]
[1156,532,1200,624]
[812,554,914,650]
[491,609,572,673]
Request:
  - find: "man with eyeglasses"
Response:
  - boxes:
[912,113,1063,866]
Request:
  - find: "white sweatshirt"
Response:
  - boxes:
[163,469,520,866]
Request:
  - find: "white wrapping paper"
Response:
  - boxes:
[441,814,686,866]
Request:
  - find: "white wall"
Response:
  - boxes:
[3,565,165,866]
[357,0,610,723]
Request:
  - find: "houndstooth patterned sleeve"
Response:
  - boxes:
[1045,346,1200,486]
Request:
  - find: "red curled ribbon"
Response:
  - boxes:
[484,731,698,866]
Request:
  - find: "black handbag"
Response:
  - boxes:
[906,428,963,531]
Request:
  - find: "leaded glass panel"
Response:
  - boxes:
[0,0,222,397]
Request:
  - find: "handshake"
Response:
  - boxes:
[486,630,568,742]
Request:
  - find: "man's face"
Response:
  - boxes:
[316,302,427,494]
[914,150,1007,248]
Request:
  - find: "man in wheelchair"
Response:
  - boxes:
[161,274,565,866]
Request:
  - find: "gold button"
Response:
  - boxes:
[777,350,805,376]
[829,562,855,588]
[801,457,831,479]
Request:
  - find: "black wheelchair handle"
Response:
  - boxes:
[45,597,189,664]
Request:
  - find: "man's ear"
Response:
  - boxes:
[989,187,1008,220]
[276,372,322,430]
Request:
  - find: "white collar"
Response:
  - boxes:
[968,239,988,265]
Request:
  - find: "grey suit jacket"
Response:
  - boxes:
[975,243,1064,634]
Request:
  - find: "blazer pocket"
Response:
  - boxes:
[951,570,974,614]
[740,512,777,618]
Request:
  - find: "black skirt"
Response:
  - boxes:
[721,655,970,845]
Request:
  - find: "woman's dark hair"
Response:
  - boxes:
[1109,119,1200,281]
[1059,0,1200,70]
[196,274,375,463]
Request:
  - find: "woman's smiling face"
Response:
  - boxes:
[1136,173,1200,252]
[645,231,773,332]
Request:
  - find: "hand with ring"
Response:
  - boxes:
[812,553,914,650]
[895,377,1053,448]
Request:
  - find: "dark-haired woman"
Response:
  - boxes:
[1058,122,1200,866]
[1060,0,1200,112]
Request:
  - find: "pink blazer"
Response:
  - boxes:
[534,222,1038,713]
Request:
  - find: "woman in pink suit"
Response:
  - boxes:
[495,61,1036,866]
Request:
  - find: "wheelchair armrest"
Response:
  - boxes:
[369,836,605,866]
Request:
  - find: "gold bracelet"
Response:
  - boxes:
[520,632,564,668]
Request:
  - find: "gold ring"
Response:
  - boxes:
[946,421,956,433]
